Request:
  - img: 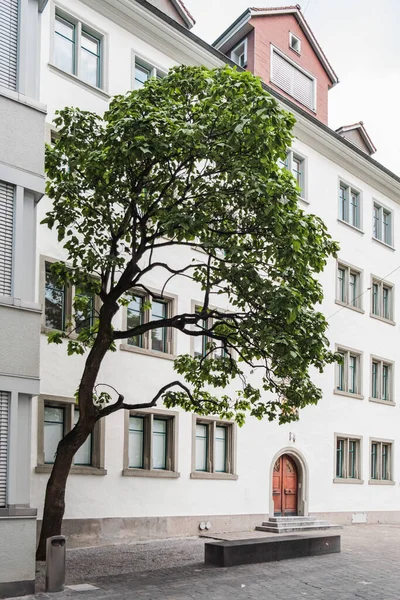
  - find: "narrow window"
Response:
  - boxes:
[151,300,167,352]
[215,426,227,473]
[291,155,304,197]
[337,267,345,303]
[134,62,151,88]
[371,443,377,479]
[373,205,380,239]
[80,29,101,87]
[382,365,389,401]
[45,265,66,331]
[372,283,379,315]
[231,39,247,67]
[74,290,95,333]
[337,352,345,391]
[348,355,357,394]
[128,416,144,468]
[73,409,92,465]
[152,418,167,470]
[371,361,378,399]
[382,444,389,480]
[339,185,347,222]
[348,440,356,478]
[382,286,390,319]
[44,406,65,464]
[336,439,344,478]
[350,191,359,228]
[54,15,75,75]
[349,272,357,306]
[195,423,208,472]
[127,296,144,347]
[383,210,392,245]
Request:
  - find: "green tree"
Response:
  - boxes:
[37,65,339,559]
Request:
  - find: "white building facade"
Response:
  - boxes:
[0,0,47,595]
[31,0,400,549]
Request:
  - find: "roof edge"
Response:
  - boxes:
[171,0,195,28]
[336,122,377,155]
[213,8,251,48]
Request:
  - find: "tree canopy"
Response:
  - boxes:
[44,64,339,425]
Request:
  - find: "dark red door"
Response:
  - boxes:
[273,454,298,516]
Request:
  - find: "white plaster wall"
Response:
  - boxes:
[0,517,36,583]
[32,0,400,523]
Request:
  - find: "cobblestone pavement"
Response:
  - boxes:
[14,524,400,600]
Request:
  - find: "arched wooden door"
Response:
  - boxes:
[273,454,298,516]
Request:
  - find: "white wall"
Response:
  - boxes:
[32,0,400,525]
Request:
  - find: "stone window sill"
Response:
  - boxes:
[333,389,363,401]
[337,219,364,234]
[35,465,107,476]
[48,63,110,101]
[368,479,395,486]
[190,472,238,481]
[334,300,364,314]
[0,295,42,313]
[369,397,396,407]
[370,313,395,326]
[122,468,180,478]
[120,343,176,362]
[372,237,395,251]
[0,506,37,517]
[333,478,363,484]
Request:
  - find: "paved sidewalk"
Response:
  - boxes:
[13,524,400,600]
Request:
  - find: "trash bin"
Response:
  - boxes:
[45,535,66,593]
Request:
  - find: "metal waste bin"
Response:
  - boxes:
[45,535,66,593]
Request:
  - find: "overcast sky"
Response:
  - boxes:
[183,0,400,175]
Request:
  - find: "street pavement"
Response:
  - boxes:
[11,524,400,599]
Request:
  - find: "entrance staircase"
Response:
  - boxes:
[256,516,342,534]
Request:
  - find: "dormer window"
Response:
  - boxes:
[231,38,248,68]
[289,32,301,54]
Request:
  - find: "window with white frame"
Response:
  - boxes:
[339,182,361,229]
[373,202,393,246]
[126,411,177,474]
[336,262,362,309]
[335,435,361,480]
[193,419,236,477]
[371,358,393,402]
[370,440,392,482]
[44,261,97,333]
[38,398,103,471]
[336,347,362,396]
[231,38,247,67]
[289,32,301,54]
[271,47,315,110]
[133,58,165,89]
[54,11,103,88]
[371,278,393,322]
[279,151,307,200]
[125,292,174,355]
[0,391,10,507]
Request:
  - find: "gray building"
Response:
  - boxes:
[0,0,46,596]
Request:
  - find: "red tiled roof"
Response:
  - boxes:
[251,5,301,10]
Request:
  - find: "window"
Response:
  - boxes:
[0,181,14,296]
[371,358,393,403]
[336,347,362,396]
[133,58,165,89]
[124,292,175,356]
[289,32,301,54]
[0,391,10,507]
[335,435,361,481]
[36,395,105,474]
[271,47,315,111]
[339,182,361,229]
[370,441,393,482]
[373,202,393,246]
[43,260,98,334]
[54,11,103,88]
[278,151,307,200]
[191,417,237,479]
[193,306,230,359]
[124,410,179,477]
[371,278,394,322]
[231,38,247,67]
[336,262,362,310]
[0,0,18,90]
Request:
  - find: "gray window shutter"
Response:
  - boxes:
[271,50,314,110]
[0,181,14,296]
[0,391,10,507]
[0,0,19,90]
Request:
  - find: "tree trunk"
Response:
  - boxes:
[36,421,95,560]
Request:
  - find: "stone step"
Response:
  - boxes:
[268,516,318,522]
[261,520,330,528]
[256,524,342,534]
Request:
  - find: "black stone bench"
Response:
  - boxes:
[204,533,340,567]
